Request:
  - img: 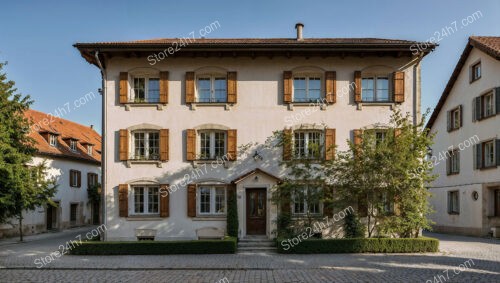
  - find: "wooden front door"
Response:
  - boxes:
[46,203,57,230]
[246,189,266,235]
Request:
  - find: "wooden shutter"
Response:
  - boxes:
[495,87,500,115]
[119,129,129,161]
[160,184,170,218]
[475,144,482,169]
[283,71,292,103]
[475,96,482,121]
[77,171,81,187]
[119,72,128,104]
[160,129,169,161]
[281,190,291,215]
[496,139,500,166]
[459,105,463,128]
[354,71,362,103]
[159,71,169,104]
[324,128,336,161]
[393,71,405,103]
[446,154,451,175]
[323,186,334,217]
[447,191,451,213]
[227,72,237,104]
[227,129,237,161]
[69,170,74,187]
[282,129,292,161]
[446,110,452,132]
[118,184,128,217]
[353,129,363,146]
[185,72,195,103]
[187,184,196,217]
[87,173,91,188]
[186,129,196,161]
[325,71,336,104]
[394,128,402,138]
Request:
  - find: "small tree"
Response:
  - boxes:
[343,212,365,238]
[226,188,239,238]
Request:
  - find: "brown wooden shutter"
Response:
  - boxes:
[324,128,336,161]
[119,129,129,161]
[69,170,74,187]
[186,129,196,161]
[160,129,169,161]
[393,71,405,103]
[283,129,292,161]
[283,71,292,103]
[118,184,128,217]
[159,71,169,104]
[185,72,195,103]
[281,190,291,215]
[187,184,196,217]
[119,72,128,104]
[354,71,362,103]
[353,129,363,146]
[77,171,81,187]
[227,129,237,161]
[87,173,91,188]
[325,71,336,104]
[394,128,402,138]
[160,184,170,218]
[227,72,237,104]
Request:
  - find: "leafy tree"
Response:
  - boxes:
[0,62,57,241]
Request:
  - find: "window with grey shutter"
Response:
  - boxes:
[475,144,482,169]
[446,110,451,132]
[495,87,500,115]
[475,96,482,121]
[496,139,500,166]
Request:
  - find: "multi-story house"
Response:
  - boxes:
[0,109,102,238]
[75,24,434,241]
[427,36,500,237]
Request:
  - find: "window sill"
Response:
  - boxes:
[124,103,165,111]
[357,102,395,110]
[286,102,329,111]
[447,172,460,176]
[189,102,233,111]
[447,212,460,215]
[480,165,498,171]
[126,160,164,168]
[193,159,231,168]
[126,215,163,221]
[476,114,497,122]
[291,214,323,220]
[192,216,227,221]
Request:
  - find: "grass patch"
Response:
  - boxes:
[70,237,237,255]
[277,237,439,253]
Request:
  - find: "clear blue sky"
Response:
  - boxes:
[1,0,499,133]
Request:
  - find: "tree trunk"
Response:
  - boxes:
[18,215,23,242]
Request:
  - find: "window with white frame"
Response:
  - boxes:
[49,134,57,147]
[87,145,93,155]
[69,170,81,188]
[294,131,322,159]
[374,130,387,145]
[362,76,389,102]
[196,75,227,103]
[133,186,159,214]
[471,62,481,82]
[199,130,226,160]
[484,140,495,167]
[447,149,460,175]
[132,131,159,160]
[198,186,226,215]
[382,192,395,214]
[447,190,459,214]
[132,77,160,103]
[293,76,321,102]
[483,92,495,118]
[292,185,321,215]
[70,140,78,151]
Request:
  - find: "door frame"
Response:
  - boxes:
[245,186,268,236]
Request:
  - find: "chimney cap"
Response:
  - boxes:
[295,22,304,29]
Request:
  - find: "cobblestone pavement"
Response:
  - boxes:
[0,228,499,282]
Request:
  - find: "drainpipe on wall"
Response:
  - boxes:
[94,51,107,241]
[412,53,424,126]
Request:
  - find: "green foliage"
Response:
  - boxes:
[0,62,58,240]
[277,237,439,253]
[343,212,365,238]
[70,237,237,255]
[87,183,101,203]
[275,212,293,238]
[226,191,238,238]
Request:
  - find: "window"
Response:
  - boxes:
[447,149,460,175]
[451,107,461,130]
[87,145,93,155]
[293,76,321,102]
[70,140,78,151]
[196,75,227,103]
[471,62,481,82]
[374,130,387,146]
[292,185,321,215]
[475,91,497,121]
[483,92,495,118]
[484,140,495,167]
[362,76,389,102]
[132,131,159,160]
[133,186,159,214]
[199,131,226,160]
[69,170,81,188]
[49,135,57,147]
[494,189,500,217]
[294,131,322,159]
[87,173,98,188]
[382,192,395,214]
[132,77,160,103]
[447,191,459,214]
[198,186,226,215]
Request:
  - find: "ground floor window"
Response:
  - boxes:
[198,186,226,215]
[447,191,460,214]
[292,185,321,216]
[133,186,159,215]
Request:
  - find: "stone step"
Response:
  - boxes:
[239,237,272,242]
[237,246,277,252]
[238,241,275,247]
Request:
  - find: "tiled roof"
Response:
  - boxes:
[25,109,101,164]
[426,36,500,130]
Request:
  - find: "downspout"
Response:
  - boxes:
[413,53,425,126]
[94,51,107,241]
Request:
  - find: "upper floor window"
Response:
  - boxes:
[87,173,98,188]
[470,62,481,82]
[447,149,460,175]
[447,190,459,214]
[362,76,389,102]
[70,140,78,152]
[293,76,321,102]
[447,105,462,131]
[196,75,227,103]
[475,139,499,169]
[133,186,159,215]
[294,131,322,159]
[484,140,495,168]
[292,185,321,216]
[69,170,81,188]
[132,130,159,160]
[49,135,57,147]
[198,185,226,215]
[474,90,498,121]
[483,92,495,117]
[87,145,93,155]
[132,77,160,103]
[199,130,226,160]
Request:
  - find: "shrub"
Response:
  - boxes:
[70,237,237,255]
[226,191,238,238]
[277,237,438,253]
[343,212,365,238]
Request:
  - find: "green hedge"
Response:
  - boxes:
[70,237,237,255]
[277,237,439,253]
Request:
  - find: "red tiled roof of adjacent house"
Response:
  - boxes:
[426,36,500,130]
[24,109,101,164]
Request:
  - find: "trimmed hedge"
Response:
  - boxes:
[70,237,237,255]
[277,237,439,253]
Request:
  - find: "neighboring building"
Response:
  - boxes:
[75,24,434,241]
[0,109,102,238]
[427,36,500,236]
